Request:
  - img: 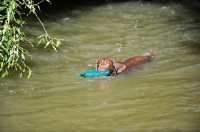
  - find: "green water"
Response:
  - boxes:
[0,1,200,131]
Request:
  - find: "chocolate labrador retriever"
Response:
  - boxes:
[96,51,156,75]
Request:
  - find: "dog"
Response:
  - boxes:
[96,51,156,75]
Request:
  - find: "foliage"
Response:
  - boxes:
[0,0,62,78]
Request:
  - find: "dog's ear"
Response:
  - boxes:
[115,63,126,73]
[95,59,100,70]
[110,59,116,66]
[111,60,126,74]
[110,59,117,71]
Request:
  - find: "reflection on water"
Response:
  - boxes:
[0,1,200,131]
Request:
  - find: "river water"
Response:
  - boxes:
[0,1,200,131]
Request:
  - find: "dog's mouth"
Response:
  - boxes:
[97,67,107,72]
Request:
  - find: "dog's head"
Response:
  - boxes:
[96,58,116,73]
[96,58,126,74]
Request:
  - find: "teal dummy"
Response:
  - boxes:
[76,70,110,78]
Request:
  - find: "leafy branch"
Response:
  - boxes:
[34,13,62,52]
[0,0,62,78]
[23,0,62,51]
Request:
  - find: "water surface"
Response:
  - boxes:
[0,1,200,131]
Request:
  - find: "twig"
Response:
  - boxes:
[33,12,48,36]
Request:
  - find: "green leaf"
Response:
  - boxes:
[2,70,9,78]
[38,38,44,45]
[27,69,32,79]
[22,68,25,73]
[21,53,25,60]
[56,40,61,47]
[46,0,51,3]
[44,41,50,48]
[11,1,16,10]
[0,6,6,11]
[4,0,11,3]
[7,9,10,23]
[20,72,23,78]
[44,35,48,42]
[37,35,44,39]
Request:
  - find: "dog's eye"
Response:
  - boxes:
[105,60,110,64]
[97,60,102,64]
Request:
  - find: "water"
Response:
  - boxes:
[1,1,200,131]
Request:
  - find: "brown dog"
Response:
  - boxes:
[96,51,156,75]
